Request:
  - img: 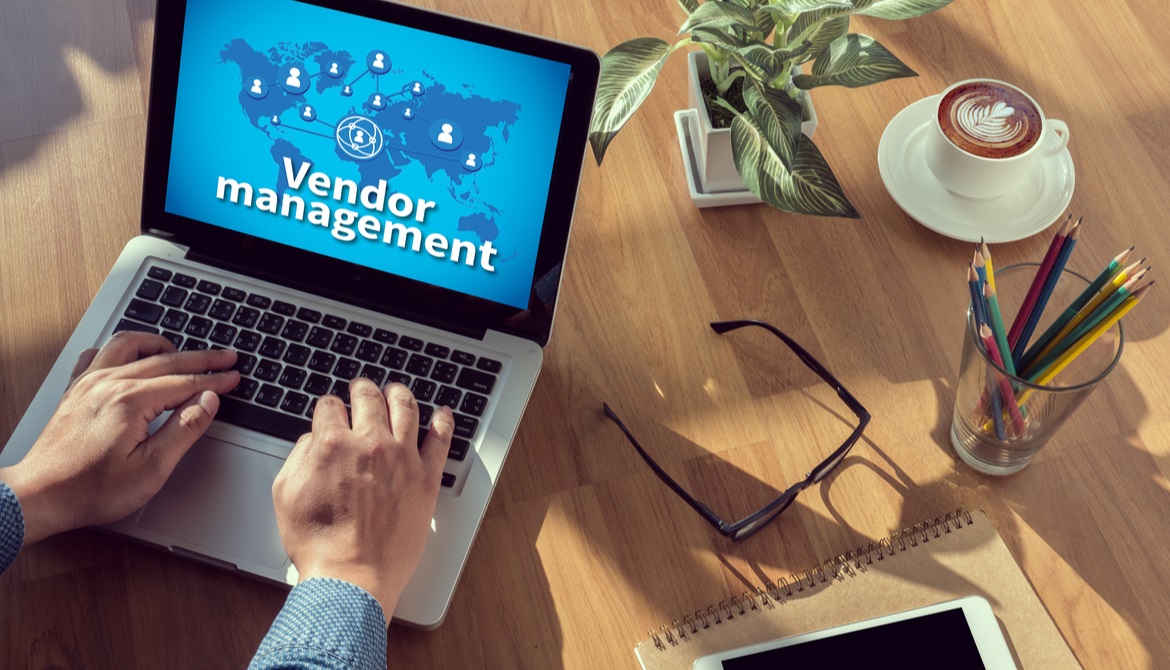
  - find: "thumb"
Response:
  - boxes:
[141,391,220,476]
[69,347,100,385]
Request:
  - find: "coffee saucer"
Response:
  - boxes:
[877,95,1075,243]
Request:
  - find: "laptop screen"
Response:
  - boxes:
[163,0,574,311]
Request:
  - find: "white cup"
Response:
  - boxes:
[924,79,1069,200]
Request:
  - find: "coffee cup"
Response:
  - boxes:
[924,79,1069,200]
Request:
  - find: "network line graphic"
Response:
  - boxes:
[243,49,484,173]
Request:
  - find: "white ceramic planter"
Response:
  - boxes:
[685,51,818,194]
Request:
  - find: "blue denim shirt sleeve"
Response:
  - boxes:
[248,577,388,670]
[0,480,25,576]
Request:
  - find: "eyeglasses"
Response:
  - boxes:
[603,320,870,541]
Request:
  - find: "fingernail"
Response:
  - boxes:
[198,390,219,414]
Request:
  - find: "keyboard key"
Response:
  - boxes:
[232,307,260,328]
[209,323,238,345]
[399,336,424,351]
[330,380,351,404]
[281,320,309,342]
[304,373,332,396]
[114,318,158,335]
[125,299,164,324]
[431,361,458,384]
[333,357,362,380]
[136,278,164,301]
[323,314,347,330]
[234,330,261,352]
[441,473,455,488]
[184,293,211,315]
[222,287,247,302]
[306,326,334,348]
[208,299,236,321]
[386,371,411,386]
[455,368,496,395]
[360,364,386,386]
[460,392,487,417]
[373,328,398,345]
[283,343,311,366]
[435,386,462,409]
[308,350,336,373]
[181,339,208,351]
[184,316,212,338]
[255,384,283,407]
[254,359,282,382]
[406,354,433,377]
[162,331,184,349]
[280,391,309,415]
[330,333,358,355]
[217,396,311,442]
[278,367,307,389]
[381,347,407,369]
[272,300,297,316]
[160,286,188,307]
[417,403,434,427]
[246,294,272,309]
[259,336,286,359]
[172,273,197,288]
[356,340,383,362]
[196,280,221,296]
[161,309,189,331]
[306,397,319,419]
[257,313,285,335]
[424,343,450,358]
[296,307,321,323]
[476,357,502,373]
[347,321,372,337]
[230,378,258,400]
[232,353,257,375]
[448,437,470,462]
[453,413,479,439]
[411,379,436,402]
[451,350,476,366]
[147,266,172,281]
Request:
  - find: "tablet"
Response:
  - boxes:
[692,596,1016,669]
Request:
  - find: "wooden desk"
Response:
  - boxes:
[1,0,1167,667]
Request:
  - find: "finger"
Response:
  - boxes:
[311,393,350,433]
[384,383,419,445]
[419,405,454,474]
[138,390,221,478]
[274,430,313,495]
[90,332,177,370]
[117,348,238,380]
[69,348,99,383]
[349,378,389,435]
[131,371,242,414]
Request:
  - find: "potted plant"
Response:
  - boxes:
[589,0,956,218]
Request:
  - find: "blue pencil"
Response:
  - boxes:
[1011,218,1082,366]
[967,263,987,327]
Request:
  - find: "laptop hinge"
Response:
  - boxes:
[184,250,490,342]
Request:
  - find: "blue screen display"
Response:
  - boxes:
[165,0,572,309]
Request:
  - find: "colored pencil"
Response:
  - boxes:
[1008,214,1072,349]
[981,238,996,293]
[1011,217,1082,366]
[967,263,987,327]
[1017,245,1134,371]
[980,324,1027,436]
[984,283,1016,378]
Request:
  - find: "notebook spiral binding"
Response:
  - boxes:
[648,507,975,651]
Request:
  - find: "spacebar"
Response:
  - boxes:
[215,397,312,442]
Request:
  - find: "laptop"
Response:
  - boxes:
[0,0,598,629]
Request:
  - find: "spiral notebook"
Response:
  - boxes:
[634,509,1080,669]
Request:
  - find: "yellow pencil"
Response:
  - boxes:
[1017,285,1150,405]
[981,239,995,293]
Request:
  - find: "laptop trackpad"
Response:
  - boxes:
[136,436,288,570]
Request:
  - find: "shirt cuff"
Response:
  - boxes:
[0,480,25,576]
[249,577,388,670]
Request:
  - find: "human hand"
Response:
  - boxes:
[0,332,240,545]
[272,380,453,617]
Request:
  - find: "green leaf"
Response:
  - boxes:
[679,1,760,35]
[765,0,854,12]
[852,0,954,20]
[742,80,804,169]
[730,113,859,217]
[793,33,916,89]
[677,0,700,14]
[734,41,813,81]
[691,26,751,51]
[789,12,850,64]
[588,37,674,164]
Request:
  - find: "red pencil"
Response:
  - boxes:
[980,324,1027,435]
[1008,214,1072,349]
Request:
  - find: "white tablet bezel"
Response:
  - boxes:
[692,596,1016,669]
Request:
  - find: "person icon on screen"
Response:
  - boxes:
[354,130,366,144]
[413,82,421,93]
[271,115,281,126]
[285,67,302,89]
[373,53,385,70]
[437,123,454,145]
[302,106,313,118]
[465,153,477,168]
[329,62,339,75]
[403,108,412,118]
[373,95,383,108]
[342,85,352,96]
[250,79,263,95]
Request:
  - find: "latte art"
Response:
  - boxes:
[938,82,1042,159]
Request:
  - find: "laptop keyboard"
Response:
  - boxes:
[114,265,502,489]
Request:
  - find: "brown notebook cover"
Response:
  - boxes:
[634,509,1079,669]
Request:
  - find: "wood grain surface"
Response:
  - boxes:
[2,0,1168,668]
